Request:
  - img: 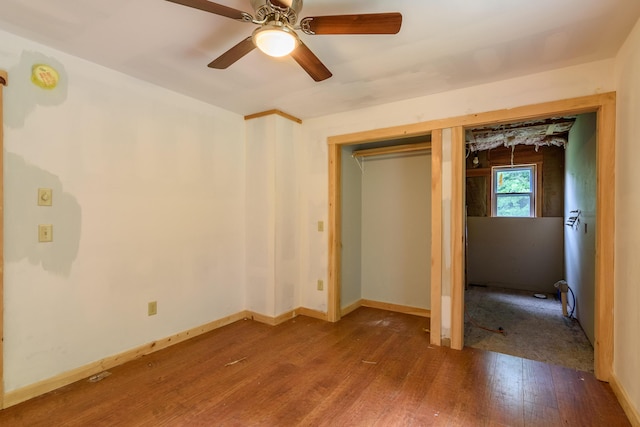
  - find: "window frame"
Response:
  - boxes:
[491,164,537,217]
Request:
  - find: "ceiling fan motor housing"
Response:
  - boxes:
[251,0,303,25]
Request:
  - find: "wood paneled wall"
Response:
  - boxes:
[465,144,565,218]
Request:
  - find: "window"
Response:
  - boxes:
[492,165,536,217]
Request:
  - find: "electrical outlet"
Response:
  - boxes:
[317,280,324,291]
[148,301,157,316]
[38,224,53,242]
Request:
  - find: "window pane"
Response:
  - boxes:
[496,194,531,217]
[496,169,531,194]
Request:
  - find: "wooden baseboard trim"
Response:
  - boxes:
[341,299,430,319]
[2,305,350,408]
[3,310,250,409]
[247,310,293,326]
[247,307,329,326]
[341,300,363,317]
[295,307,328,321]
[610,373,640,426]
[361,299,431,318]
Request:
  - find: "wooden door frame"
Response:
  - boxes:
[328,92,615,381]
[1,69,8,408]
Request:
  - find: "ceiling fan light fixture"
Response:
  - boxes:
[253,22,298,57]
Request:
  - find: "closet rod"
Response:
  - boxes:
[352,142,431,158]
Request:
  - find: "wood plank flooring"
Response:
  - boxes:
[0,307,630,426]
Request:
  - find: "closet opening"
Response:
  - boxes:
[333,134,433,322]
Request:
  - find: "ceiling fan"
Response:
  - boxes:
[165,0,403,81]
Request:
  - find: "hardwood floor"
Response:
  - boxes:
[0,307,629,426]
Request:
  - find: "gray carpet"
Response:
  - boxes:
[464,285,594,373]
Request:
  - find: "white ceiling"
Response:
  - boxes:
[1,0,639,119]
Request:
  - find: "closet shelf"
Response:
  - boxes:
[352,142,431,158]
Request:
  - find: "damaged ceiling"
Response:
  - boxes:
[466,117,576,152]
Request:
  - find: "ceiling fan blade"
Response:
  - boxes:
[165,0,250,21]
[300,13,402,35]
[208,37,256,69]
[290,42,332,82]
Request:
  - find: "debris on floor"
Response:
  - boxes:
[88,371,112,383]
[225,357,247,367]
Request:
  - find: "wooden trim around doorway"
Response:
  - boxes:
[327,143,341,322]
[430,130,443,346]
[450,126,465,350]
[0,69,8,409]
[327,92,616,382]
[595,96,615,381]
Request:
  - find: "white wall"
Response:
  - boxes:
[245,114,302,317]
[361,153,431,308]
[245,117,276,316]
[274,117,302,315]
[1,30,246,392]
[565,113,597,344]
[467,217,564,293]
[614,16,640,418]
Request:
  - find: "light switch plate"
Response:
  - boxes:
[38,224,53,242]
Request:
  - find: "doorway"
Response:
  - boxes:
[463,114,596,372]
[327,93,615,381]
[338,136,432,318]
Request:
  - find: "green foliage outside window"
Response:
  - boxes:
[494,167,534,217]
[496,194,530,217]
